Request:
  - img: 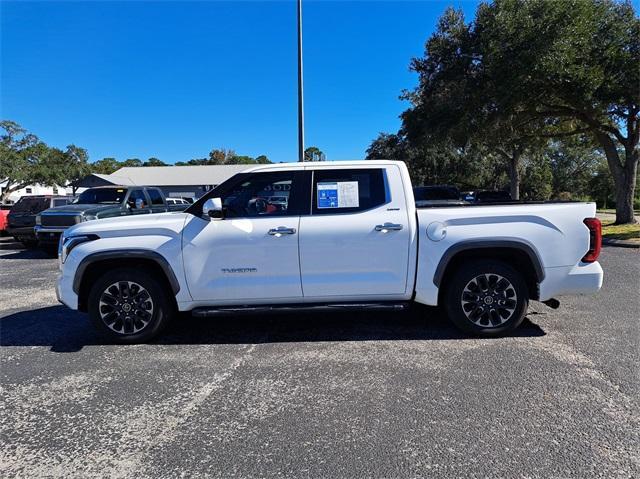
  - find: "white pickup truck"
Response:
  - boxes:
[56,161,603,343]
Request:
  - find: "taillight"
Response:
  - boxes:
[582,217,602,263]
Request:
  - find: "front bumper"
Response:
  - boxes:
[56,271,78,310]
[35,226,68,244]
[6,226,37,239]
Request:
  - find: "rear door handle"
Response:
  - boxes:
[268,226,296,236]
[375,223,403,232]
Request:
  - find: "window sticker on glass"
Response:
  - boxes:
[317,181,359,208]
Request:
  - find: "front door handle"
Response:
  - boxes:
[375,222,403,232]
[268,226,296,236]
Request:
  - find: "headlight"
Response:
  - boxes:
[82,214,97,222]
[35,215,42,225]
[60,234,99,263]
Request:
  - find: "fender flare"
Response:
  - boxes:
[72,249,181,295]
[433,239,545,287]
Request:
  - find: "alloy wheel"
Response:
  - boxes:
[98,281,154,335]
[460,273,517,328]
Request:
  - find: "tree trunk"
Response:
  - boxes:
[614,149,638,224]
[509,154,520,201]
[597,132,638,224]
[0,181,25,203]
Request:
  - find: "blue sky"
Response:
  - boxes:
[1,1,479,164]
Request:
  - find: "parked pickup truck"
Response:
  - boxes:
[55,161,603,343]
[35,185,186,252]
[7,195,75,247]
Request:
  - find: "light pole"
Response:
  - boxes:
[297,0,305,162]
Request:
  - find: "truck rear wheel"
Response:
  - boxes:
[88,267,174,343]
[444,259,528,336]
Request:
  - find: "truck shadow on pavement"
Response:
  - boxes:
[0,249,52,260]
[0,305,546,353]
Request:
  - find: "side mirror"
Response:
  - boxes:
[202,197,223,219]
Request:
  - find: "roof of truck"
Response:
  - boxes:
[241,160,404,173]
[108,164,249,186]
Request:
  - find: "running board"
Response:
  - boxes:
[191,302,410,318]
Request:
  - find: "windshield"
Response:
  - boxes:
[75,188,128,204]
[11,197,50,213]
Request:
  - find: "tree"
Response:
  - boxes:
[143,157,167,167]
[91,158,121,175]
[1,121,89,201]
[366,133,405,162]
[546,137,603,199]
[404,0,638,221]
[1,120,40,201]
[304,146,325,162]
[401,7,550,200]
[478,0,639,222]
[196,149,272,165]
[207,148,235,165]
[56,145,90,195]
[122,158,142,167]
[367,131,506,190]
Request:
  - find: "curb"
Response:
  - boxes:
[602,238,640,249]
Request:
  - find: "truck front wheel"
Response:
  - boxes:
[88,268,174,343]
[444,259,528,336]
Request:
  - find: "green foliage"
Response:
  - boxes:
[521,155,552,201]
[91,158,121,175]
[304,146,325,162]
[366,132,509,191]
[589,160,617,209]
[0,120,90,201]
[143,157,167,167]
[122,158,142,167]
[369,0,639,215]
[180,149,272,166]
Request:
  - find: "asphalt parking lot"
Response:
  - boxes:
[0,237,638,478]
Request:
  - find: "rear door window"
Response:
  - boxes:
[147,189,165,205]
[311,169,387,215]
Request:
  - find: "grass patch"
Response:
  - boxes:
[596,209,640,215]
[601,221,640,243]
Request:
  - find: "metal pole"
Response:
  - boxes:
[297,0,305,162]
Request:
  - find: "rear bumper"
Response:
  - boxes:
[539,261,603,301]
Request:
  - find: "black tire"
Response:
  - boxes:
[88,267,175,344]
[444,259,528,337]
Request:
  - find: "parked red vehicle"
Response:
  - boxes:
[0,205,11,236]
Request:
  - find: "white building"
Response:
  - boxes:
[0,181,72,204]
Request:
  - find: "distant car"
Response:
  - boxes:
[467,190,512,203]
[35,186,187,253]
[166,198,191,207]
[7,195,74,247]
[0,205,11,236]
[268,196,289,210]
[413,185,466,207]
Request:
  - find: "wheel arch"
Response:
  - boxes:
[434,240,544,301]
[74,250,180,312]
